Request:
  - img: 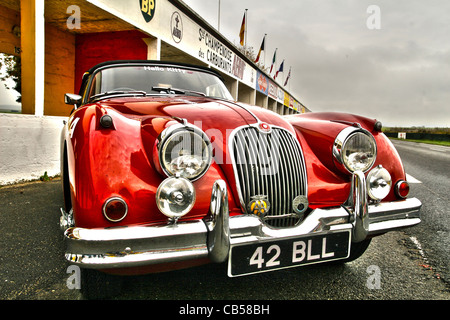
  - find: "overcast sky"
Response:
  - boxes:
[183,0,449,127]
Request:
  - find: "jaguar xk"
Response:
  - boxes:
[60,60,421,298]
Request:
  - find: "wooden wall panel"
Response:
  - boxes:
[44,23,75,116]
[0,4,20,56]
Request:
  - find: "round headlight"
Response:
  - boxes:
[367,165,392,201]
[158,124,212,180]
[156,177,196,219]
[334,127,377,173]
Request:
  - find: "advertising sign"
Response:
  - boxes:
[256,71,268,95]
[268,80,278,100]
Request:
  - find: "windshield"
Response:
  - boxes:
[86,65,233,102]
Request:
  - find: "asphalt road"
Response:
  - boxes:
[391,139,450,287]
[0,139,448,304]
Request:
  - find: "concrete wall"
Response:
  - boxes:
[0,113,67,185]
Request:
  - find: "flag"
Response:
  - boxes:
[269,48,277,73]
[275,60,284,80]
[284,67,291,86]
[239,12,246,46]
[255,35,265,63]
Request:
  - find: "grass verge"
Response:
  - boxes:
[390,138,450,147]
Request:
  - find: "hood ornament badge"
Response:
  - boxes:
[248,195,270,217]
[258,122,271,133]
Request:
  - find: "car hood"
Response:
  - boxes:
[98,96,292,130]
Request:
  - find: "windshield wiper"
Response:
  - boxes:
[151,86,206,97]
[90,90,147,101]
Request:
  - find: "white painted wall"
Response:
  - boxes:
[0,114,67,185]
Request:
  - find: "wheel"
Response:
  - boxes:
[80,268,123,299]
[341,238,372,263]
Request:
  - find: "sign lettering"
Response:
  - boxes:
[140,0,156,22]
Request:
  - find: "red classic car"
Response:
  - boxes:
[60,60,421,298]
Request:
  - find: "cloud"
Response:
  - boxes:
[292,41,450,126]
[184,0,450,127]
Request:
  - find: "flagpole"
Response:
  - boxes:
[270,48,277,77]
[290,67,292,91]
[273,49,277,77]
[255,34,266,66]
[245,9,248,54]
[264,33,267,69]
[239,10,246,50]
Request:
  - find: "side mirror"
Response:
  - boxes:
[65,93,82,106]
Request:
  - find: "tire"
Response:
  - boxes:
[80,268,123,299]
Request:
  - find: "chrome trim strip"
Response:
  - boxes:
[369,218,421,234]
[229,207,352,242]
[368,197,422,234]
[65,219,209,268]
[65,246,208,269]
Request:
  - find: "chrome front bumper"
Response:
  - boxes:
[63,175,422,270]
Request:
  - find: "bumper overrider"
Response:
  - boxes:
[62,173,421,273]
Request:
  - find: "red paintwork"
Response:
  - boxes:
[286,112,406,206]
[63,96,406,231]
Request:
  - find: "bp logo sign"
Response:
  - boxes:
[140,0,156,22]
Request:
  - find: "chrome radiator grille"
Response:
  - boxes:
[230,126,308,227]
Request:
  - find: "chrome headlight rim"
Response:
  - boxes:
[156,177,196,219]
[333,126,377,173]
[157,123,212,181]
[102,197,128,222]
[367,165,392,201]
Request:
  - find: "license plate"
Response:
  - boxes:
[228,231,351,277]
